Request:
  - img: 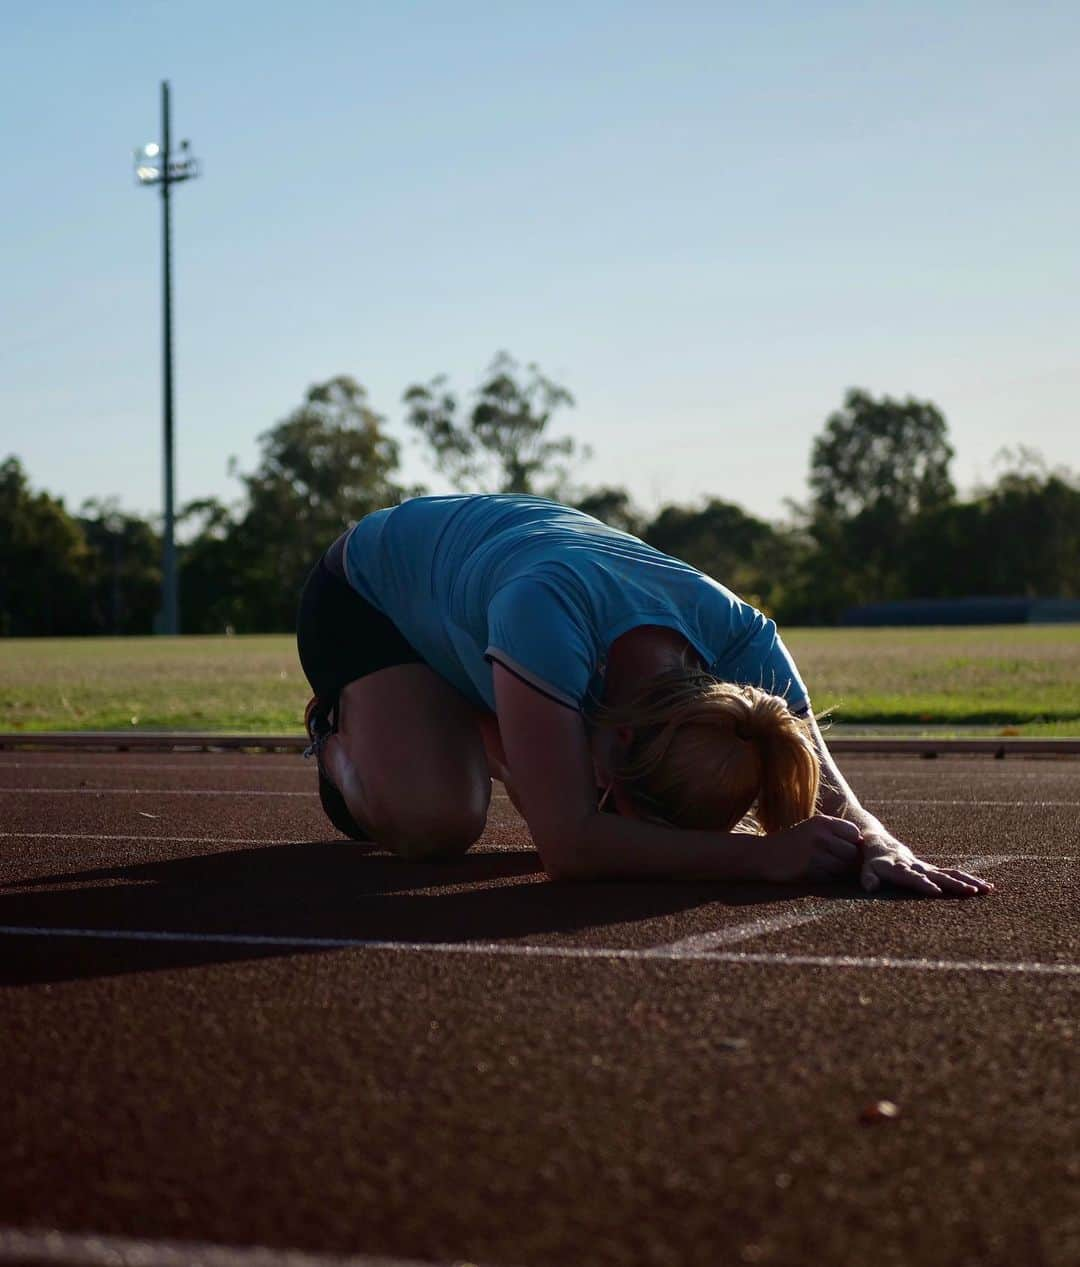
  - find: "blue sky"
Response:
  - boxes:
[4,1,1078,524]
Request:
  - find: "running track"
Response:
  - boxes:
[1,751,1077,1267]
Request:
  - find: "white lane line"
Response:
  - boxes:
[658,854,1018,956]
[659,904,861,955]
[867,799,1080,808]
[717,952,1080,976]
[931,855,1064,862]
[0,831,309,846]
[0,1226,466,1267]
[963,855,1016,872]
[2,924,1077,976]
[0,787,316,798]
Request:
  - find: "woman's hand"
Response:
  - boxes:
[860,833,994,897]
[800,715,995,898]
[756,814,864,883]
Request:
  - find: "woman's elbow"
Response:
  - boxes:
[542,853,589,882]
[534,822,595,881]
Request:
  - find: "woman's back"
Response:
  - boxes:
[343,494,806,714]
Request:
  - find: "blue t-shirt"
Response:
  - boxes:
[342,495,809,716]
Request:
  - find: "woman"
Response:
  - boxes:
[296,494,992,897]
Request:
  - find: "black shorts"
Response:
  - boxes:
[295,530,423,709]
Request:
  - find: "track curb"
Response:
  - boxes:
[1,732,1078,756]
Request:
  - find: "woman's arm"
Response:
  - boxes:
[804,715,994,897]
[493,664,860,883]
[474,708,528,815]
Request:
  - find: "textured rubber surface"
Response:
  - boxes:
[0,752,1077,1267]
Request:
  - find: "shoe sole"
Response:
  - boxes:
[306,696,370,842]
[318,763,371,841]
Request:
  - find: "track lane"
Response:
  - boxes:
[3,941,1078,1267]
[2,752,1078,1267]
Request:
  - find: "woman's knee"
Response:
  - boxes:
[330,664,493,858]
[330,745,490,858]
[371,790,490,861]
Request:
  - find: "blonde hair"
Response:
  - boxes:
[592,668,820,834]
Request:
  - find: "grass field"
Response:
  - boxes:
[1,626,1078,735]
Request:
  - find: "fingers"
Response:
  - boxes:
[930,872,982,897]
[863,858,943,895]
[937,867,995,894]
[819,816,863,845]
[809,853,853,878]
[811,815,862,866]
[923,869,992,897]
[862,858,996,898]
[861,856,938,897]
[820,836,860,864]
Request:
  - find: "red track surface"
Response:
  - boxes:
[1,751,1078,1267]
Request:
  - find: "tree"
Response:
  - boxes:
[798,389,957,617]
[0,457,93,635]
[404,351,587,497]
[78,500,161,635]
[972,453,1080,598]
[212,376,415,631]
[809,388,955,520]
[177,497,244,634]
[573,486,646,537]
[644,498,792,615]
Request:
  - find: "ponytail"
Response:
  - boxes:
[737,689,820,833]
[592,669,819,833]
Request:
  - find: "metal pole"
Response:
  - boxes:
[160,79,178,635]
[135,84,197,635]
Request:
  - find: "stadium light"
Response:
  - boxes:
[133,81,200,636]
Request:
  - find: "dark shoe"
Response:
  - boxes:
[304,697,370,841]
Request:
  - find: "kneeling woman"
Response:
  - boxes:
[297,494,991,897]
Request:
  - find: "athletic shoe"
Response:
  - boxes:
[303,696,370,841]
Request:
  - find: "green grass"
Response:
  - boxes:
[2,625,1079,735]
[0,636,303,733]
[784,625,1080,731]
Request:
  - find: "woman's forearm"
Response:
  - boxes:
[818,776,884,834]
[808,718,889,837]
[476,709,508,778]
[543,812,760,882]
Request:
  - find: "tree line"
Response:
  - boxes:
[3,354,1077,636]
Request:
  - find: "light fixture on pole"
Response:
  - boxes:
[133,80,200,636]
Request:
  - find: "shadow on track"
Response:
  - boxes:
[0,840,879,986]
[0,840,735,985]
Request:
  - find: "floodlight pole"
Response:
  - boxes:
[134,80,199,635]
[160,79,177,636]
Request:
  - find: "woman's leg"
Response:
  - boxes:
[320,664,492,860]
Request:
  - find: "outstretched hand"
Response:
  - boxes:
[758,818,995,897]
[860,834,994,898]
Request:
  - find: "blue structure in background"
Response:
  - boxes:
[842,598,1080,626]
